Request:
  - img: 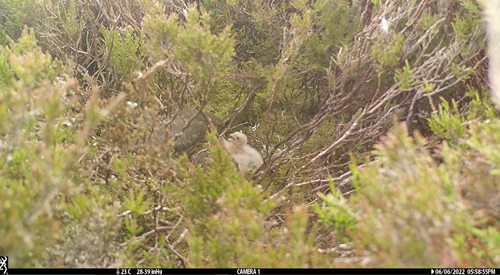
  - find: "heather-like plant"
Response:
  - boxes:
[316,93,500,266]
[0,28,121,267]
[0,0,496,269]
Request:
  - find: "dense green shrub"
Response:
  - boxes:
[0,28,122,267]
[0,0,497,269]
[316,92,500,267]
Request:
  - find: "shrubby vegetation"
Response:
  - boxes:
[0,0,498,268]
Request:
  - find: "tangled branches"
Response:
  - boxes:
[246,0,487,197]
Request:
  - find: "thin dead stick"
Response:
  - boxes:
[294,107,366,176]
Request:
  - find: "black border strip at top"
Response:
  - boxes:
[6,268,499,275]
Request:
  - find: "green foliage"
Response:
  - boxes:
[316,96,500,266]
[348,124,470,267]
[176,6,235,81]
[0,27,123,267]
[0,0,495,269]
[313,180,358,242]
[56,1,81,43]
[124,189,148,217]
[0,28,73,265]
[428,88,499,146]
[179,135,324,267]
[0,27,58,88]
[428,97,466,144]
[471,226,500,264]
[100,26,145,82]
[451,62,474,82]
[394,60,418,90]
[0,0,39,45]
[143,3,234,82]
[181,133,273,227]
[372,33,405,72]
[331,122,498,267]
[467,120,500,175]
[466,87,498,120]
[452,0,482,42]
[415,10,441,33]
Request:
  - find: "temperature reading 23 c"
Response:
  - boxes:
[117,268,131,274]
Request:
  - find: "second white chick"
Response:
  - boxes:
[224,132,263,170]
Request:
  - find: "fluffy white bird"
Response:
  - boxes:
[224,132,263,170]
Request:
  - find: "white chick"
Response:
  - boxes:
[224,132,263,170]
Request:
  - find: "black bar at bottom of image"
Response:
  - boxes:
[6,268,499,275]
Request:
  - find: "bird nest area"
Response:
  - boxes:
[29,0,487,196]
[1,0,493,268]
